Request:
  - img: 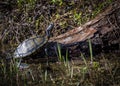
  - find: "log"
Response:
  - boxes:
[49,1,120,46]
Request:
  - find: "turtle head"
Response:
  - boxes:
[46,23,54,38]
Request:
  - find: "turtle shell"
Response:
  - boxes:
[14,36,48,58]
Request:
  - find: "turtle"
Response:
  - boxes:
[13,23,54,69]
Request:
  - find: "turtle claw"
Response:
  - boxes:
[17,63,29,69]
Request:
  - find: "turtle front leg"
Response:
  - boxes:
[16,58,29,69]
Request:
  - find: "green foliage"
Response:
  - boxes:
[51,0,63,6]
[73,12,82,25]
[92,0,113,18]
[17,0,23,8]
[56,43,69,64]
[17,0,36,10]
[88,39,93,63]
[57,43,62,61]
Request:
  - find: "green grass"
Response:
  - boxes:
[0,52,120,85]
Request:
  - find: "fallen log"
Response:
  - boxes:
[46,1,120,58]
[49,1,120,46]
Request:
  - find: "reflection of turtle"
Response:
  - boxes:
[13,23,54,69]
